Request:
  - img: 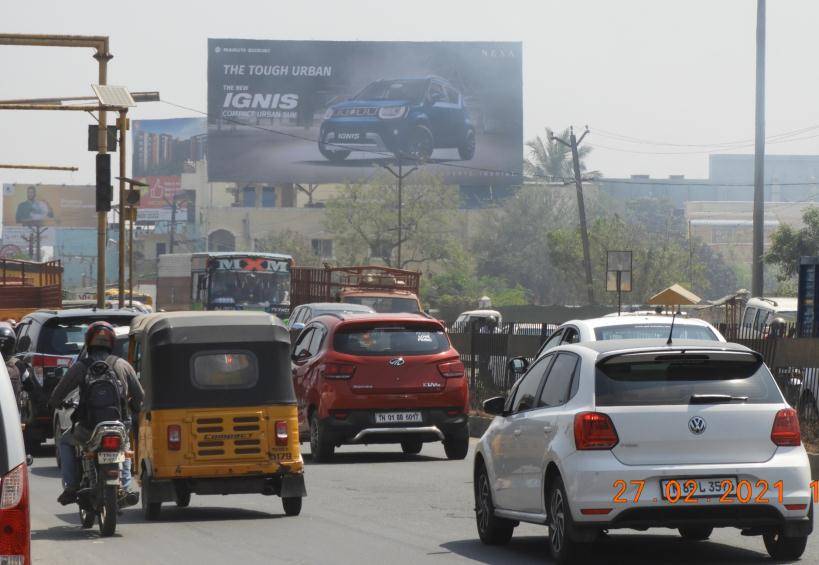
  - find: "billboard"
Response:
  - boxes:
[132,118,207,177]
[207,40,522,185]
[2,184,96,228]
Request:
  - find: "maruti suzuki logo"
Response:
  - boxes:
[389,357,405,367]
[688,416,707,435]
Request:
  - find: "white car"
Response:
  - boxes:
[532,316,725,360]
[0,356,30,562]
[474,340,812,563]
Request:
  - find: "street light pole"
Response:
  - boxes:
[117,110,127,308]
[751,0,767,298]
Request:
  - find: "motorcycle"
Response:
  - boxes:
[75,420,129,536]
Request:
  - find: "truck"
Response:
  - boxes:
[157,252,293,317]
[290,265,422,314]
[0,258,62,321]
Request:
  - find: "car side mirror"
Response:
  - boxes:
[483,396,506,416]
[508,357,529,376]
[290,322,305,332]
[291,349,310,362]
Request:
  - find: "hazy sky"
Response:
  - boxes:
[2,0,817,187]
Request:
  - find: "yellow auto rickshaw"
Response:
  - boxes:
[129,311,305,520]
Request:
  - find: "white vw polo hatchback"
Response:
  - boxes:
[474,340,812,563]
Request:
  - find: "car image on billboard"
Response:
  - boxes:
[207,40,522,185]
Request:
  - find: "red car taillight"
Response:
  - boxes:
[438,360,465,378]
[574,412,619,450]
[100,435,122,451]
[322,363,356,380]
[167,425,181,451]
[771,408,801,446]
[0,463,30,565]
[275,420,289,446]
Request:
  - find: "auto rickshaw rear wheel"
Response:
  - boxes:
[174,485,191,508]
[141,475,162,521]
[282,496,302,516]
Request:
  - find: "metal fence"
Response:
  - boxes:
[450,321,819,441]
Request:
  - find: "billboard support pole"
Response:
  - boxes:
[381,158,418,269]
[117,110,127,308]
[129,210,134,308]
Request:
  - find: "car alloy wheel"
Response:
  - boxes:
[406,126,434,162]
[550,487,566,555]
[476,471,491,534]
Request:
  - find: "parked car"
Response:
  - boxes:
[13,308,138,449]
[52,325,131,468]
[0,356,30,563]
[291,313,469,461]
[288,302,375,338]
[529,316,725,362]
[474,339,812,562]
[319,76,476,162]
[741,297,797,339]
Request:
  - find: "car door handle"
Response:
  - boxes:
[543,424,554,433]
[513,428,522,437]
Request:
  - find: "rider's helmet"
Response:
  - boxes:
[769,317,788,338]
[0,323,15,359]
[85,321,116,352]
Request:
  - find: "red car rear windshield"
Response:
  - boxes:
[333,324,448,356]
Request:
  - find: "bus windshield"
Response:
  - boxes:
[209,270,290,308]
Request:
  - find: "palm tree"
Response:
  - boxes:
[524,128,593,181]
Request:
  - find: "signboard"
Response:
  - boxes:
[2,184,96,228]
[208,256,290,272]
[132,118,207,177]
[207,39,523,185]
[606,251,633,293]
[132,176,184,210]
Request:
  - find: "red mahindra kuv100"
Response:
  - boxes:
[291,313,469,462]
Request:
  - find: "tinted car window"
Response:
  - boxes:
[39,322,87,355]
[191,350,259,390]
[293,328,314,357]
[539,353,578,408]
[355,79,427,103]
[511,355,552,413]
[333,324,448,356]
[594,324,717,341]
[596,358,782,406]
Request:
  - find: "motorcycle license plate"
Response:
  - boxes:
[97,452,124,464]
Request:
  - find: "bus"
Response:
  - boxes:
[157,252,293,317]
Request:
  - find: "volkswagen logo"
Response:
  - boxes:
[389,357,405,367]
[688,416,707,435]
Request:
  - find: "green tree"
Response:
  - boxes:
[422,252,528,310]
[324,172,461,269]
[524,128,592,180]
[765,207,819,281]
[255,229,321,266]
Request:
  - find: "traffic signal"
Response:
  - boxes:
[96,154,112,212]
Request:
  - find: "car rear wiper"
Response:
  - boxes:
[689,394,749,404]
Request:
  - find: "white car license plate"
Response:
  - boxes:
[375,412,423,424]
[661,477,737,499]
[97,452,124,464]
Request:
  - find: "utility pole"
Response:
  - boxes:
[117,110,128,308]
[551,126,594,304]
[752,0,766,298]
[381,158,417,268]
[0,34,112,308]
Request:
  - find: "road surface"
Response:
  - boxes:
[31,440,816,564]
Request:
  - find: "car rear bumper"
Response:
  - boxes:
[561,446,812,532]
[319,408,469,445]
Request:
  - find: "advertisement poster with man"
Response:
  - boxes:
[2,184,96,228]
[207,40,522,185]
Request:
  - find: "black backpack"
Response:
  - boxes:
[77,356,127,428]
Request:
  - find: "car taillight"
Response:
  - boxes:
[0,463,30,565]
[100,435,121,451]
[167,425,181,451]
[322,363,356,380]
[574,412,619,450]
[771,408,801,446]
[275,420,289,446]
[438,360,465,378]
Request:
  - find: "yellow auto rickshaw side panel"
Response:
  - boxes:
[138,404,303,481]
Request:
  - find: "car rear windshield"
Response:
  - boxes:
[596,356,783,406]
[594,324,718,341]
[39,316,133,356]
[343,296,420,313]
[333,324,449,356]
[191,350,259,390]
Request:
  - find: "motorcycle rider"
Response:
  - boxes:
[0,323,23,405]
[49,321,144,506]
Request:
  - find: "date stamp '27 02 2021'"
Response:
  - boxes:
[612,479,819,506]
